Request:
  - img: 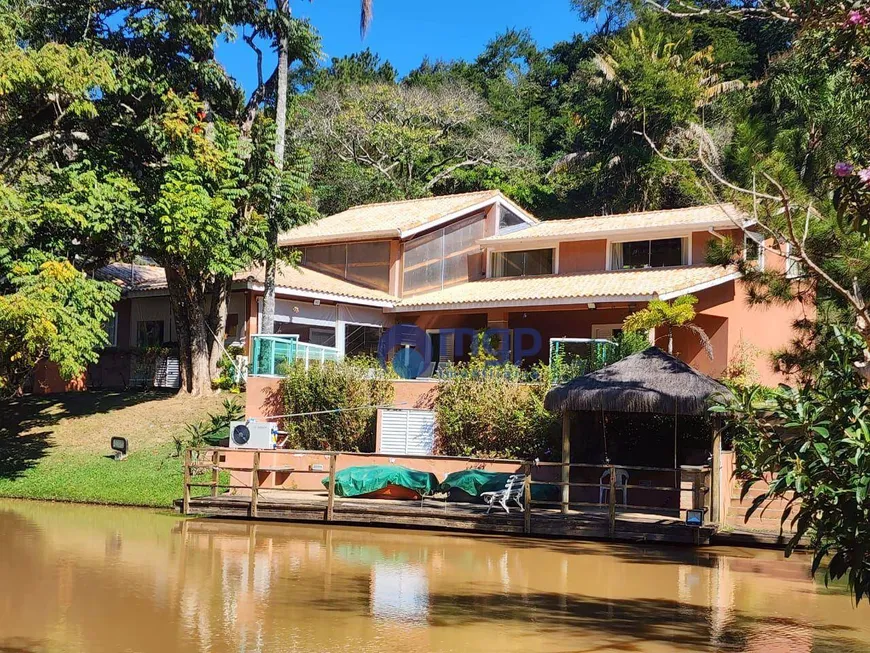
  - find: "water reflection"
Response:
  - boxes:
[0,499,868,653]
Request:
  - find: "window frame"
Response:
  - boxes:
[607,235,691,271]
[744,232,765,271]
[489,247,556,278]
[104,311,119,348]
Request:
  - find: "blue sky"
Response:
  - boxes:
[216,0,591,94]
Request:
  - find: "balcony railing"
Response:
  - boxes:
[249,334,342,377]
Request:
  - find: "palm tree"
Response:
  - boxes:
[261,0,374,334]
[623,294,712,358]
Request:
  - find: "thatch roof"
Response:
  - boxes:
[544,347,732,416]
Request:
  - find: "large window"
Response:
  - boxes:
[303,241,391,292]
[610,237,687,270]
[498,207,526,234]
[403,213,486,295]
[345,325,384,358]
[490,249,554,278]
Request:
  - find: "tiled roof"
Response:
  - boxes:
[237,264,398,304]
[278,190,517,246]
[480,204,748,245]
[96,263,168,291]
[393,265,739,312]
[96,262,397,305]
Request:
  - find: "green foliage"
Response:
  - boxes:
[0,259,119,396]
[712,328,870,602]
[178,397,245,455]
[624,294,698,333]
[434,358,561,460]
[298,81,534,211]
[550,330,650,384]
[278,358,395,452]
[213,345,245,392]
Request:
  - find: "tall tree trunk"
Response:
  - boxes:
[166,263,212,395]
[166,265,192,392]
[207,276,231,380]
[260,0,290,336]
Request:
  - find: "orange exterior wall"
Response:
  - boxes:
[670,279,813,387]
[558,240,607,273]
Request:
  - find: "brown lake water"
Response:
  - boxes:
[1,499,869,653]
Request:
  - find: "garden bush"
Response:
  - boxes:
[278,356,394,452]
[434,359,560,460]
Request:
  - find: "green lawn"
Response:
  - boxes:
[0,391,240,507]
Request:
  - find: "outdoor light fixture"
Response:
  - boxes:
[587,303,596,310]
[686,509,704,526]
[110,436,128,461]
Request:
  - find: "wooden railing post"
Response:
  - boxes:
[523,463,531,535]
[211,449,220,497]
[182,448,191,515]
[326,453,337,522]
[250,451,260,518]
[608,464,616,538]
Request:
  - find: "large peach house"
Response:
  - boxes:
[81,190,808,391]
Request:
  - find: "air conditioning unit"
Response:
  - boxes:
[229,420,277,449]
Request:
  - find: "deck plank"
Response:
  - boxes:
[178,490,715,544]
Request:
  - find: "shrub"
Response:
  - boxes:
[278,356,394,452]
[434,359,560,460]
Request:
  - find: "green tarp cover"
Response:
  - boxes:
[438,469,560,502]
[322,465,440,498]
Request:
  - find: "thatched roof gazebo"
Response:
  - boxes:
[544,347,731,522]
[545,347,731,416]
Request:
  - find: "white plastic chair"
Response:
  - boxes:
[482,474,526,514]
[599,468,629,506]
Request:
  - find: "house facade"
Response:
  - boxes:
[74,190,808,392]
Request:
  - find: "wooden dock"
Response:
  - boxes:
[179,448,717,545]
[179,490,716,545]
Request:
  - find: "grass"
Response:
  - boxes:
[0,390,242,508]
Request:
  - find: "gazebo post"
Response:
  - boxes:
[711,418,722,524]
[561,411,571,515]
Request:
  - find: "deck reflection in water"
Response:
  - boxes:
[0,498,868,653]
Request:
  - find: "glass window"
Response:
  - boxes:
[136,321,164,348]
[303,242,390,292]
[650,238,683,267]
[303,244,346,277]
[498,208,526,233]
[345,325,383,358]
[612,238,687,270]
[490,249,554,278]
[225,314,239,338]
[309,327,336,347]
[104,311,118,347]
[403,213,486,295]
[745,233,764,270]
[345,241,391,291]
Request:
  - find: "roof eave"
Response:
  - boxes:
[244,281,396,308]
[481,220,751,248]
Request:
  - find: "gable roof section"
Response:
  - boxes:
[277,190,537,246]
[97,263,397,306]
[96,262,168,291]
[392,265,740,312]
[237,264,397,306]
[480,203,749,247]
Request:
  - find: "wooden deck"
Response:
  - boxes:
[179,490,717,545]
